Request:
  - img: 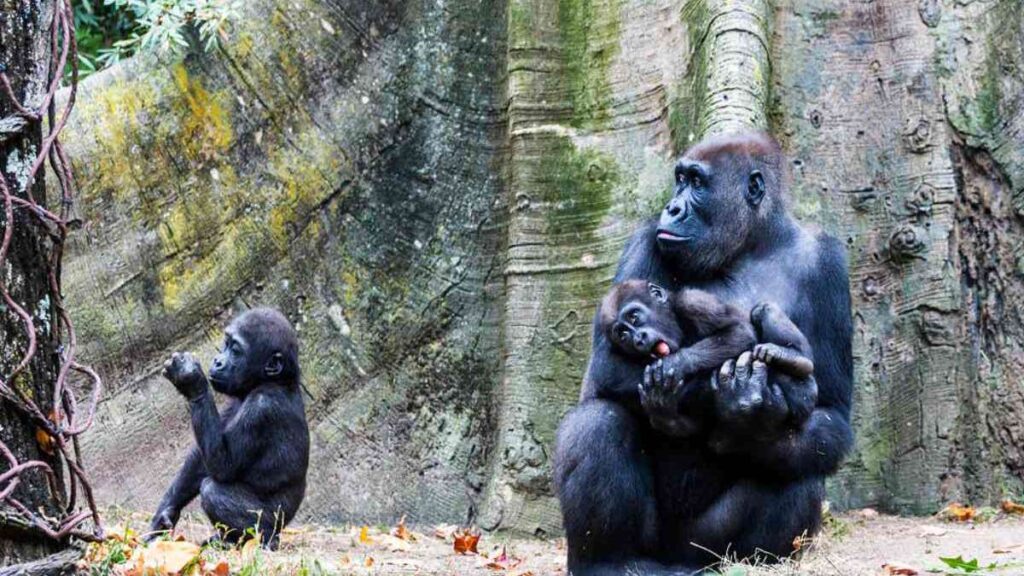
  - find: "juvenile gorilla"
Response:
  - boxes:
[600,280,817,442]
[147,308,310,548]
[555,132,853,575]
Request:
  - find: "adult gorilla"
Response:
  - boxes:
[553,132,853,575]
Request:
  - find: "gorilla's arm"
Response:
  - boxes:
[189,392,268,483]
[147,448,204,538]
[718,238,853,479]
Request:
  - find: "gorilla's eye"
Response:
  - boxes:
[690,172,703,188]
[617,328,630,342]
[628,311,640,325]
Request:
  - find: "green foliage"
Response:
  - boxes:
[73,0,139,75]
[72,0,240,78]
[938,555,995,573]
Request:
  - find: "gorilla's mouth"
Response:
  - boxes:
[656,230,692,243]
[653,341,672,358]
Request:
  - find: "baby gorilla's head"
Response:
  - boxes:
[599,280,682,361]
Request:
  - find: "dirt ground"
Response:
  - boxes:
[104,510,1024,575]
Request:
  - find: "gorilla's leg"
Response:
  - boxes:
[554,400,700,576]
[689,477,824,563]
[200,479,291,549]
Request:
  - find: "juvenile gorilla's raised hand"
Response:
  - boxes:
[640,359,699,437]
[163,352,209,399]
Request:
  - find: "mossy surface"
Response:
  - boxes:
[558,0,622,129]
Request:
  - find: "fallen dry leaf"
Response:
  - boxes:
[453,529,481,555]
[138,541,202,575]
[207,560,229,576]
[881,562,920,575]
[380,534,413,552]
[939,502,975,522]
[393,515,416,541]
[1001,499,1024,514]
[359,525,372,544]
[364,556,375,567]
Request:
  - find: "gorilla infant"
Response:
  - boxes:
[600,280,817,441]
[147,308,309,549]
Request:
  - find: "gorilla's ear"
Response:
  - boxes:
[746,170,765,207]
[265,352,285,377]
[647,283,669,303]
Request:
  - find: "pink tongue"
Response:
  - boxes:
[654,341,671,358]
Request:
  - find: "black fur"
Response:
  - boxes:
[147,308,310,549]
[554,132,853,574]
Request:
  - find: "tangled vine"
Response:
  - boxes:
[0,0,103,542]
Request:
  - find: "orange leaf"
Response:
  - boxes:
[35,427,55,455]
[359,525,372,544]
[209,560,230,576]
[940,502,975,522]
[881,562,920,575]
[1001,499,1024,514]
[393,515,416,541]
[364,556,375,567]
[453,529,480,555]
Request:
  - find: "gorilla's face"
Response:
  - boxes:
[657,141,771,276]
[209,327,256,397]
[209,310,295,397]
[609,283,681,359]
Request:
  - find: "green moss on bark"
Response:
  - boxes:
[558,0,621,129]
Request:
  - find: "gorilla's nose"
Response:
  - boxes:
[634,332,648,347]
[666,201,682,217]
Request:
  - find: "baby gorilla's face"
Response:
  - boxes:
[609,284,682,360]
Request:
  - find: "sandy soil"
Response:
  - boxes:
[104,510,1024,575]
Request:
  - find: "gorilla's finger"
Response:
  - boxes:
[719,359,736,382]
[751,360,769,386]
[735,351,753,381]
[710,371,720,391]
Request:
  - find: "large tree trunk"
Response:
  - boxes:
[60,0,1024,533]
[0,0,68,563]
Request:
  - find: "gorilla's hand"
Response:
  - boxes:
[163,352,208,399]
[640,359,699,437]
[710,352,787,433]
[144,507,179,542]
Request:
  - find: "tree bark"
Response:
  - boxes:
[58,0,1024,532]
[0,0,68,563]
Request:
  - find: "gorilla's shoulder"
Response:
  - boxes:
[813,230,849,279]
[614,219,660,282]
